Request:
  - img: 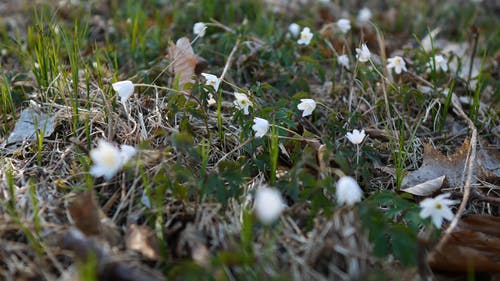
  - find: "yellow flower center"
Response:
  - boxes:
[101,150,118,167]
[434,202,442,209]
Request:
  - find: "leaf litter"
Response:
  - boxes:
[402,139,500,195]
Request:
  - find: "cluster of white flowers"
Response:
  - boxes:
[90,139,137,180]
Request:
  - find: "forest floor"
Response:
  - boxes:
[0,0,499,280]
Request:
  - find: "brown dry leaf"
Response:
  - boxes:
[168,37,205,92]
[67,191,120,245]
[402,139,500,192]
[428,215,500,273]
[478,140,500,182]
[402,141,469,190]
[61,228,166,281]
[125,224,161,261]
[68,191,102,236]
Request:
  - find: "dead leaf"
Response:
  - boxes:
[68,191,102,236]
[176,223,210,267]
[402,139,499,191]
[67,191,119,245]
[61,228,166,281]
[428,215,500,273]
[125,224,161,261]
[478,140,500,182]
[168,37,205,92]
[7,107,56,144]
[402,141,469,190]
[402,176,446,196]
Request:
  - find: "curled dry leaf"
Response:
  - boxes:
[402,176,446,196]
[168,37,206,92]
[125,224,161,261]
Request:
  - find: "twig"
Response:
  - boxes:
[435,95,477,250]
[219,39,240,82]
[467,26,479,90]
[214,137,253,169]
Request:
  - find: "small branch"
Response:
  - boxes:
[214,137,252,169]
[435,96,478,250]
[467,26,479,90]
[219,39,240,82]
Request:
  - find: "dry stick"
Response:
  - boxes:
[214,137,253,169]
[219,38,240,82]
[435,97,478,250]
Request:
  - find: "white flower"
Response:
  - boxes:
[120,144,137,164]
[112,80,135,106]
[338,54,350,69]
[297,99,317,117]
[289,23,300,37]
[355,43,371,63]
[252,117,270,138]
[337,19,351,34]
[357,7,372,24]
[346,129,366,145]
[336,176,363,206]
[254,187,286,224]
[419,193,459,228]
[90,140,124,180]
[201,73,221,92]
[233,92,253,115]
[387,56,407,74]
[193,22,207,37]
[428,55,448,72]
[297,27,313,45]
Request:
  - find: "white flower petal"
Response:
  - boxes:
[356,43,371,63]
[252,117,270,138]
[297,98,316,117]
[419,193,458,228]
[289,23,300,37]
[112,80,134,105]
[89,139,124,180]
[233,92,253,115]
[254,187,286,224]
[357,8,372,24]
[201,73,221,92]
[336,176,363,206]
[337,19,351,34]
[120,144,137,164]
[297,27,313,45]
[193,22,207,37]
